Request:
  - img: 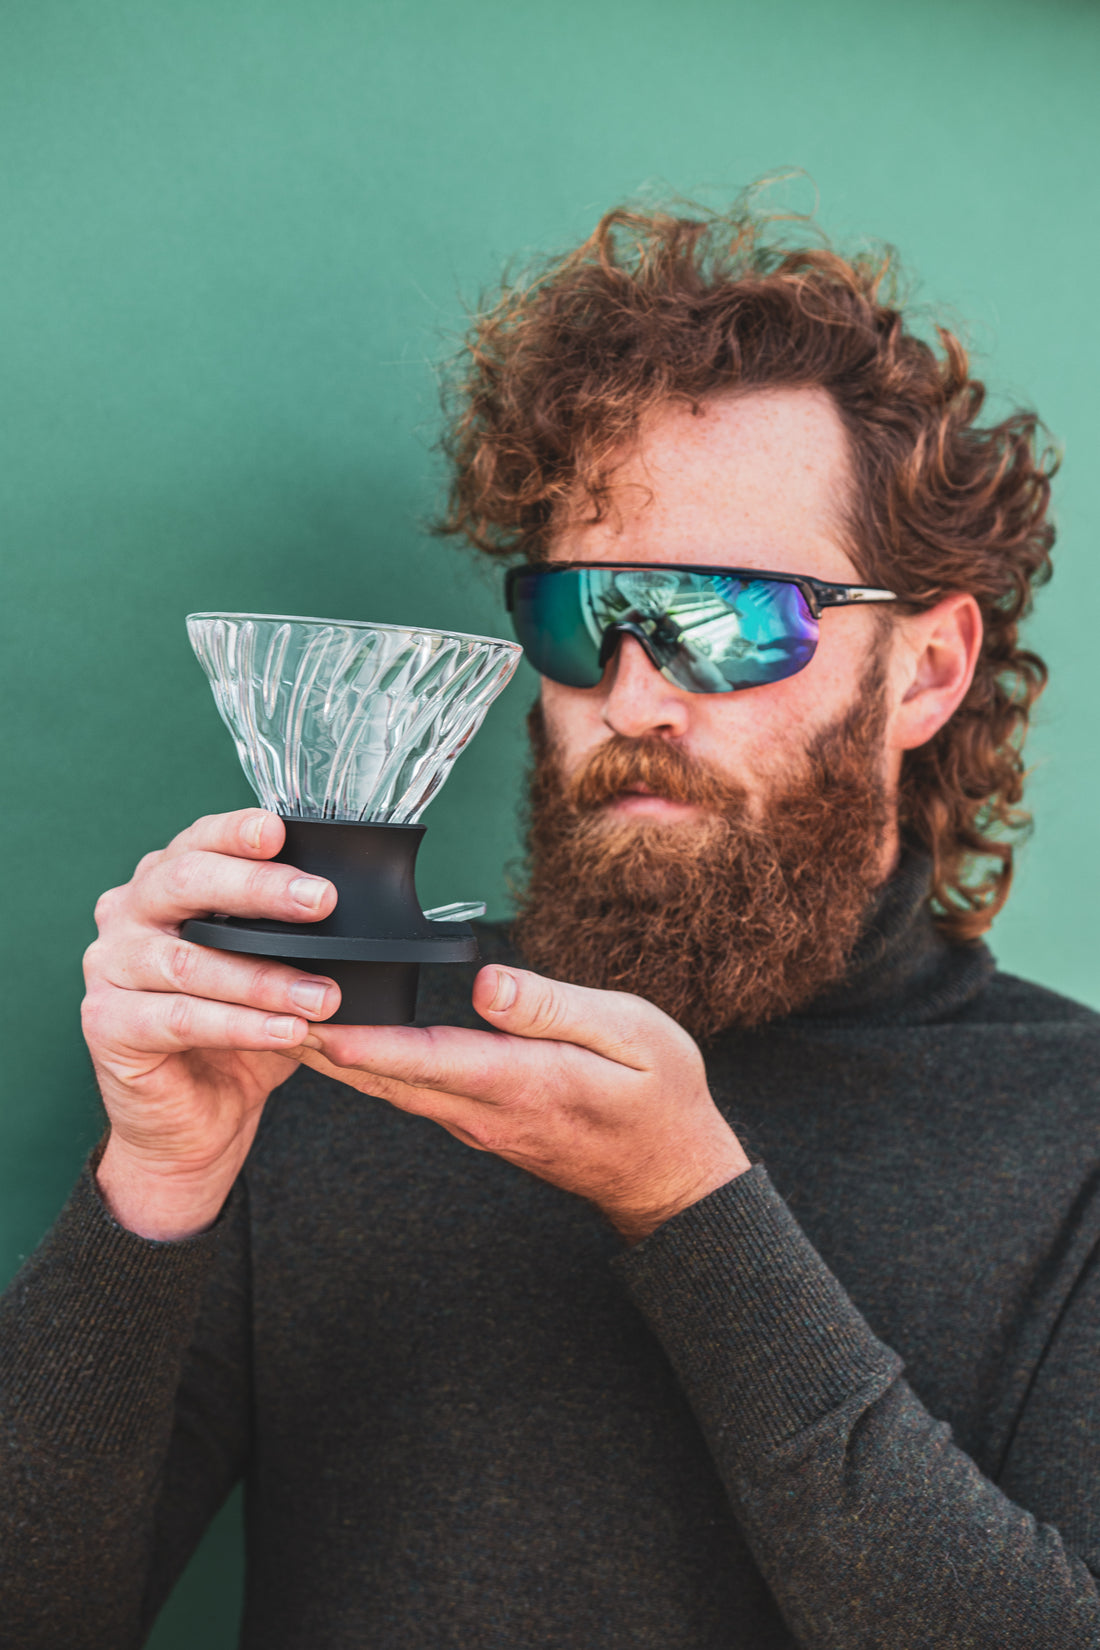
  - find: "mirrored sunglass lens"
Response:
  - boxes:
[580,568,818,691]
[658,574,819,690]
[511,567,820,693]
[510,570,604,687]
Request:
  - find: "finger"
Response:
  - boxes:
[129,847,336,929]
[296,1043,448,1105]
[471,966,682,1068]
[163,808,287,863]
[83,986,317,1057]
[296,1046,514,1146]
[305,1021,566,1107]
[100,811,288,932]
[91,931,341,1020]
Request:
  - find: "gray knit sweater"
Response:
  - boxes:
[2,852,1100,1648]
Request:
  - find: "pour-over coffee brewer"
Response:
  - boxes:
[180,612,521,1024]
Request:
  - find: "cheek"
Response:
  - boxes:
[693,646,863,778]
[694,694,802,785]
[782,611,885,736]
[538,680,607,770]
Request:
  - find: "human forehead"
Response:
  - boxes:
[549,386,861,585]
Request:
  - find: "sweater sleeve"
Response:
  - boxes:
[0,1148,251,1650]
[612,1164,1100,1649]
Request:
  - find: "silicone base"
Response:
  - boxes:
[291,957,420,1025]
[180,819,476,1024]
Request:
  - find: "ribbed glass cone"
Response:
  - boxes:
[186,612,522,823]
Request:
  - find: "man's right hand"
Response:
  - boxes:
[82,809,339,1241]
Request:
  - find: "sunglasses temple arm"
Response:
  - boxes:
[811,584,900,610]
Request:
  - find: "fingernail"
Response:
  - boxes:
[490,967,517,1011]
[289,979,332,1015]
[243,812,267,851]
[266,1015,301,1040]
[289,876,330,910]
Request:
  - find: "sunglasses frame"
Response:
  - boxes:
[504,561,901,694]
[504,560,899,622]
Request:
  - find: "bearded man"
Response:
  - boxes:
[2,205,1097,1650]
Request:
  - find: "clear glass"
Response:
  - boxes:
[186,612,522,824]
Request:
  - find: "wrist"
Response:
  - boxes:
[603,1139,752,1246]
[96,1133,241,1241]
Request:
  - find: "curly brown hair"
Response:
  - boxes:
[437,199,1057,942]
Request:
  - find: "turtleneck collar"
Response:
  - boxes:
[784,844,995,1029]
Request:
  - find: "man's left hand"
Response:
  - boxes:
[296,966,750,1243]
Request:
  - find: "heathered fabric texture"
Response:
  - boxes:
[2,851,1100,1647]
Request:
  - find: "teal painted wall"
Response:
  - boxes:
[1,1,1097,1641]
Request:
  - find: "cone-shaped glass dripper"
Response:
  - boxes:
[187,613,521,824]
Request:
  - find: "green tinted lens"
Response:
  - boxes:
[509,566,605,686]
[509,566,820,693]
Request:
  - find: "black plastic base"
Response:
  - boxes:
[180,819,475,1025]
[290,958,420,1025]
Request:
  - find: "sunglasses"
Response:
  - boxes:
[505,562,899,695]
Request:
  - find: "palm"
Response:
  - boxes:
[94,1044,301,1172]
[82,807,344,1226]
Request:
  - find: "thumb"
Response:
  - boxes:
[473,964,660,1066]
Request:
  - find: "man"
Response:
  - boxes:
[2,203,1097,1648]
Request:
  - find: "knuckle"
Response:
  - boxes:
[657,1009,701,1061]
[165,994,195,1044]
[81,985,122,1050]
[251,960,289,1003]
[525,982,565,1038]
[219,1005,248,1044]
[79,987,105,1039]
[619,988,684,1046]
[164,938,200,990]
[243,860,281,909]
[617,989,658,1027]
[92,885,124,931]
[132,848,165,881]
[162,851,205,907]
[82,937,105,984]
[165,813,212,854]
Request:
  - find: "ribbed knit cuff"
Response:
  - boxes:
[612,1165,899,1452]
[0,1149,229,1451]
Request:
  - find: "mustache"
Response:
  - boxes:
[565,734,748,814]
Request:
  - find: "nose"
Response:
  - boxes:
[599,632,692,740]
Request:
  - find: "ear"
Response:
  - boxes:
[890,592,983,753]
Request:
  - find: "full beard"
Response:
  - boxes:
[513,657,893,1041]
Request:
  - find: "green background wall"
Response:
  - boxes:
[2,0,1098,1641]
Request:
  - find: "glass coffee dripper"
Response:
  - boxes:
[181,612,522,1023]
